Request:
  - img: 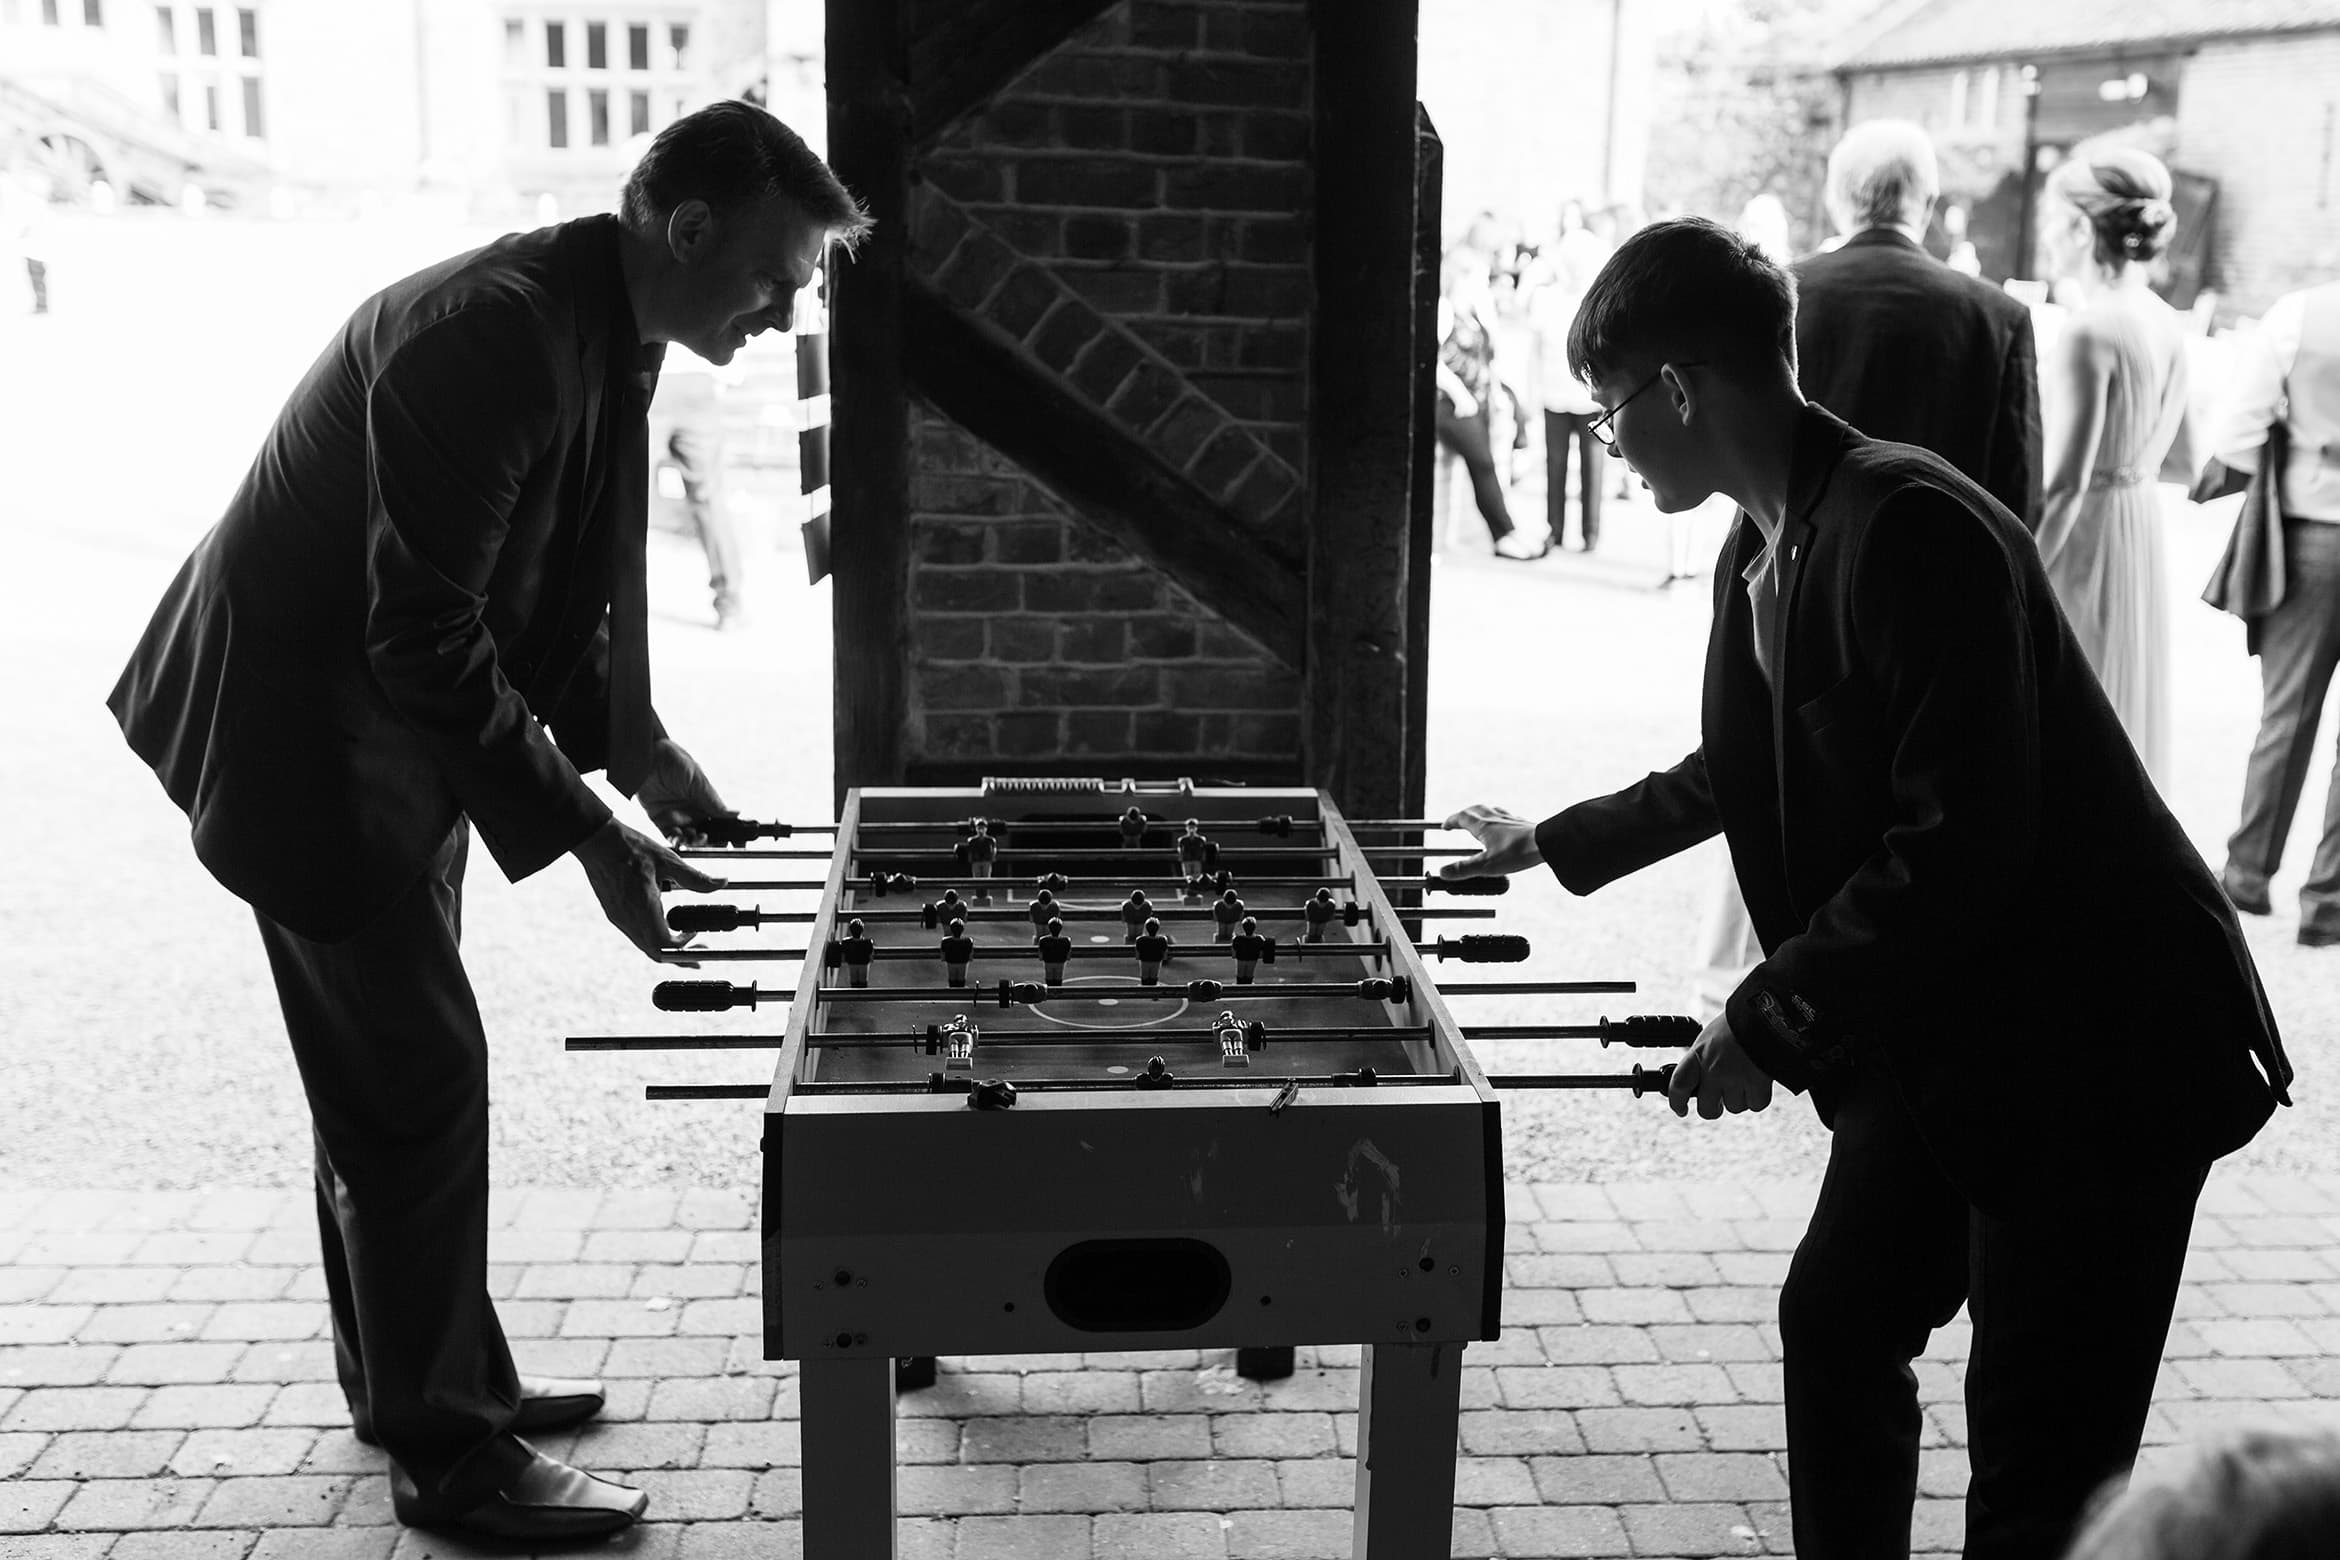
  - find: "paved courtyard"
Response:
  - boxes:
[4,214,2337,1557]
[10,1176,2340,1558]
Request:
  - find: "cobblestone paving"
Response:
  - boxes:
[7,1176,2340,1558]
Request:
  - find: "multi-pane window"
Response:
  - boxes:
[83,0,100,24]
[504,13,702,154]
[40,0,59,24]
[154,3,265,141]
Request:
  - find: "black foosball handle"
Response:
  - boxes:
[1603,1014,1702,1048]
[1429,934,1530,963]
[654,979,756,1013]
[669,904,748,934]
[1424,873,1508,895]
[693,815,790,846]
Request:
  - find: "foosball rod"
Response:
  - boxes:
[653,935,1530,966]
[688,873,1362,892]
[666,904,1499,932]
[641,1065,1679,1101]
[690,815,1426,841]
[570,1014,1699,1052]
[676,844,1481,861]
[651,976,1635,1012]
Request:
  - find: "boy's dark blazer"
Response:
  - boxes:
[1534,408,2288,1214]
[110,216,647,943]
[1794,228,2042,528]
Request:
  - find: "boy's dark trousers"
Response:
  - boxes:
[1780,1063,2203,1560]
[1542,408,1602,549]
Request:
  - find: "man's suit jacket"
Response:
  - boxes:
[110,216,649,942]
[1795,228,2042,528]
[1534,408,2287,1214]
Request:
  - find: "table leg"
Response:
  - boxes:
[1352,1340,1463,1558]
[800,1355,897,1557]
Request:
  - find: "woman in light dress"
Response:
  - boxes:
[2034,147,2193,787]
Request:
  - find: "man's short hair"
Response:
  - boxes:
[1826,119,1939,232]
[621,100,871,247]
[1566,216,1798,390]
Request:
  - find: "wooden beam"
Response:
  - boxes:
[826,0,913,802]
[902,276,1306,669]
[1305,2,1425,818]
[1405,107,1442,823]
[910,0,1121,148]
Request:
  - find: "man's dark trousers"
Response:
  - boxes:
[251,823,530,1508]
[2225,518,2340,936]
[1543,408,1602,549]
[1780,1065,2202,1560]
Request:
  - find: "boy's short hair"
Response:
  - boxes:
[1566,216,1798,391]
[621,100,871,248]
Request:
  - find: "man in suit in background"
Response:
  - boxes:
[1795,119,2042,526]
[110,102,868,1544]
[1442,218,2288,1559]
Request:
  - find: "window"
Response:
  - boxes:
[241,74,262,136]
[1948,70,1968,127]
[546,87,568,148]
[503,17,522,64]
[586,21,605,69]
[41,0,59,24]
[83,0,101,24]
[667,22,687,70]
[236,5,253,56]
[628,23,647,70]
[194,5,213,53]
[588,87,609,146]
[544,19,563,69]
[159,71,180,119]
[204,78,220,131]
[154,3,172,50]
[630,88,649,136]
[1975,67,1999,129]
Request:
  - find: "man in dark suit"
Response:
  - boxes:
[109,103,867,1543]
[1795,118,2041,527]
[1444,219,2289,1560]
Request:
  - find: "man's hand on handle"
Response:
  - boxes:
[1438,803,1545,880]
[577,817,725,960]
[634,737,734,847]
[1666,1011,1775,1121]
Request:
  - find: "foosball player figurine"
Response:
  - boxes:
[940,918,975,988]
[1230,917,1271,984]
[1027,887,1060,932]
[1036,917,1073,985]
[1176,819,1214,886]
[1119,805,1149,847]
[1303,886,1339,943]
[1134,917,1172,985]
[839,917,875,989]
[1121,889,1153,944]
[930,887,969,929]
[957,820,998,904]
[1212,888,1247,943]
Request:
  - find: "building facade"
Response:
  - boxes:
[1836,0,2340,317]
[1,0,805,214]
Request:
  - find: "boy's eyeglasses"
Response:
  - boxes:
[1589,362,1706,452]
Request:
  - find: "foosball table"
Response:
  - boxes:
[568,780,1693,1558]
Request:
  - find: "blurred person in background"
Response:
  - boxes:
[1437,244,1544,558]
[1529,199,1613,551]
[3,168,51,315]
[651,360,746,629]
[2207,274,2340,947]
[2033,147,2195,789]
[1736,190,1793,267]
[2061,1427,2340,1560]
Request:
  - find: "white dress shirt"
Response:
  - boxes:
[2213,281,2340,522]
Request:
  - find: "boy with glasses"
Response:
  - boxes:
[1442,217,2289,1560]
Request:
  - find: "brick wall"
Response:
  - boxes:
[893,0,1316,781]
[2176,33,2340,317]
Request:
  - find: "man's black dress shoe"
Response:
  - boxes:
[2221,871,2273,916]
[2302,924,2340,948]
[352,1375,606,1447]
[391,1443,646,1543]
